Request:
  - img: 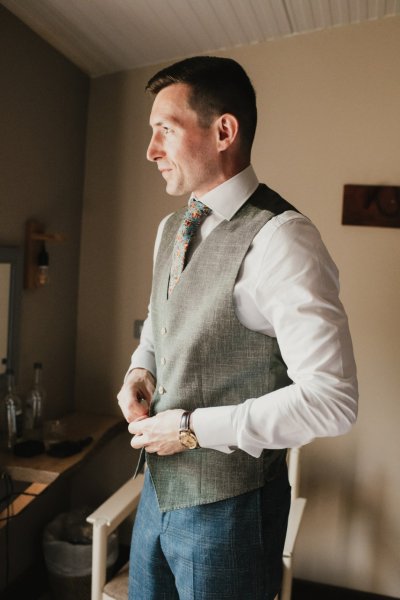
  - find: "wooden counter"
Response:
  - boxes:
[0,412,125,525]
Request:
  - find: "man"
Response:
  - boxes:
[117,56,358,600]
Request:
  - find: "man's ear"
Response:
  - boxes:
[215,113,239,151]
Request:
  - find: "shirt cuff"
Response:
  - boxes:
[127,348,157,380]
[192,405,261,457]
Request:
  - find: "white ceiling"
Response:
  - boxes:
[2,0,400,77]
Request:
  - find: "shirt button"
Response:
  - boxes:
[158,385,166,395]
[161,327,167,335]
[161,357,166,366]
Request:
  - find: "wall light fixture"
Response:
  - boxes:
[24,220,66,290]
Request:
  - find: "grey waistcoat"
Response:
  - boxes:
[147,184,295,511]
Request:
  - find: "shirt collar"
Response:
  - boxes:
[191,165,259,221]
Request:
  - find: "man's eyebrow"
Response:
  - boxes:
[150,115,181,127]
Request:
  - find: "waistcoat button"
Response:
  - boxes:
[161,327,167,335]
[158,385,166,395]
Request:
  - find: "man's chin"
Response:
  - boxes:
[165,182,186,197]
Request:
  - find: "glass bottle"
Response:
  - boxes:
[25,362,46,438]
[2,368,23,449]
[0,358,7,398]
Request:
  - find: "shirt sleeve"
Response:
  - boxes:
[125,214,172,380]
[192,216,359,456]
[127,314,157,378]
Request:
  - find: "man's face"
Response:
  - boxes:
[147,83,222,198]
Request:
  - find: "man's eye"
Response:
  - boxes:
[163,127,172,134]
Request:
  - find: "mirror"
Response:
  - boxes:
[0,247,22,383]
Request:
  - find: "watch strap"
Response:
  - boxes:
[180,410,192,432]
[179,411,199,449]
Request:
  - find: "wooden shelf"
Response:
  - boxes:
[0,412,125,525]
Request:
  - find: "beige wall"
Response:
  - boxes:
[0,265,11,362]
[0,6,88,417]
[0,6,88,590]
[77,16,400,597]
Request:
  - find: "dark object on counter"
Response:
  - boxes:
[14,439,46,457]
[46,436,93,458]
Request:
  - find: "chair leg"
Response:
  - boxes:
[91,518,109,600]
[280,557,293,600]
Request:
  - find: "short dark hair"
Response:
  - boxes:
[146,56,257,155]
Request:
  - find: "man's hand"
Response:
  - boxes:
[117,368,156,423]
[128,409,186,456]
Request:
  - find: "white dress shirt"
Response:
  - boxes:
[129,166,358,457]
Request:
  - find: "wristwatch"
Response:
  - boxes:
[179,411,199,449]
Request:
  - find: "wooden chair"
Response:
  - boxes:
[87,448,306,600]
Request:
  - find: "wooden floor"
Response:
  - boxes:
[293,579,398,600]
[38,581,400,600]
[9,579,400,600]
[2,561,399,600]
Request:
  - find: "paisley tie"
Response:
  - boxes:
[168,198,211,296]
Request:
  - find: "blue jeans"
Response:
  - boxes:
[129,468,290,600]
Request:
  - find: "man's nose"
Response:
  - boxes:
[147,133,164,162]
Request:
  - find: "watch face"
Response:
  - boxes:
[179,431,198,449]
